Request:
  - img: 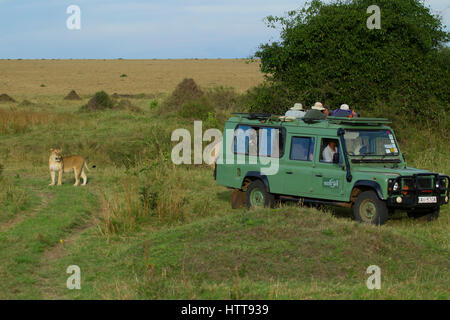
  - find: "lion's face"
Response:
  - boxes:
[50,148,63,162]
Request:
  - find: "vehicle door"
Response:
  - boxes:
[311,137,347,201]
[282,135,315,196]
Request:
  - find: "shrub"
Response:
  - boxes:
[144,125,173,159]
[149,99,158,109]
[255,0,449,120]
[205,86,239,111]
[241,82,295,114]
[203,112,221,129]
[179,96,214,121]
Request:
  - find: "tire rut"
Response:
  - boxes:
[0,188,55,233]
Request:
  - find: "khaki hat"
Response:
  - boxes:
[340,104,350,110]
[311,102,325,111]
[290,103,304,111]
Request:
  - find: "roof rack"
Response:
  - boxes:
[327,117,391,126]
[232,113,282,122]
[231,113,391,126]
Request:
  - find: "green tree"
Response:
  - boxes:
[253,0,449,118]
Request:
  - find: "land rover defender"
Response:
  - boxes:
[215,113,449,225]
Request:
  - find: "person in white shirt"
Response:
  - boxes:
[322,141,338,162]
[285,103,306,119]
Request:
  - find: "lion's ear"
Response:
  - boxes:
[50,148,54,152]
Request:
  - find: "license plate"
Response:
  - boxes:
[418,196,437,204]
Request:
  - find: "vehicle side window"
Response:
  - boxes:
[320,138,340,163]
[290,137,315,161]
[233,125,284,158]
[233,125,257,155]
[259,127,280,157]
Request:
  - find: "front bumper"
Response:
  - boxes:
[386,174,449,209]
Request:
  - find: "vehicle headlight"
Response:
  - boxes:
[393,182,399,191]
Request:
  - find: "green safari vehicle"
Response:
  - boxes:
[215,113,449,225]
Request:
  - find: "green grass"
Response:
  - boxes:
[0,94,448,299]
[0,179,97,299]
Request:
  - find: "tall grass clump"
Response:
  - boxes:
[0,176,28,220]
[138,160,188,224]
[97,185,144,237]
[102,124,174,168]
[0,109,72,134]
[97,154,225,237]
[97,160,189,236]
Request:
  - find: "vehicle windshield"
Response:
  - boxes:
[343,129,399,156]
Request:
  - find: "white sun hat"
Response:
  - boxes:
[290,103,304,111]
[311,102,325,111]
[340,104,350,110]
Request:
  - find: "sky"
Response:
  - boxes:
[0,0,448,59]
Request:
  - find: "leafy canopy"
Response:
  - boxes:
[253,0,449,118]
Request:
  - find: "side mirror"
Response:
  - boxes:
[402,153,406,162]
[333,152,340,164]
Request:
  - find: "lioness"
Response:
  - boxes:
[49,148,92,186]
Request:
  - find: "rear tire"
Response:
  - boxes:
[353,191,388,225]
[407,208,439,221]
[245,180,274,209]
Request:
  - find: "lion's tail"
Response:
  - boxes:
[84,162,96,171]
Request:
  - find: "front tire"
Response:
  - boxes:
[353,191,388,225]
[407,208,439,221]
[245,180,274,209]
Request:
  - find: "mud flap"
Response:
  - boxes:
[231,189,246,209]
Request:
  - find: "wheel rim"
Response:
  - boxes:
[359,199,377,222]
[250,189,265,207]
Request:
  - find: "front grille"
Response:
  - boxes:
[417,177,433,190]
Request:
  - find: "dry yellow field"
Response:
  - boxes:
[0,59,263,97]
